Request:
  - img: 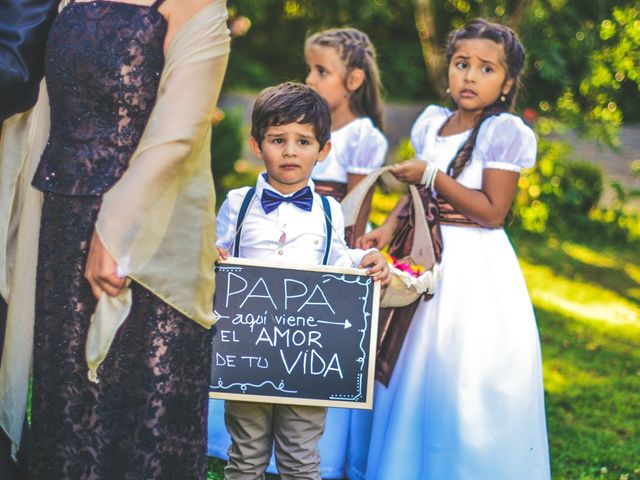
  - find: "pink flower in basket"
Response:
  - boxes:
[379,251,439,308]
[382,252,424,278]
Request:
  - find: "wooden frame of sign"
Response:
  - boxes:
[209,258,380,409]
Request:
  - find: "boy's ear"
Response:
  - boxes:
[248,137,263,159]
[346,68,365,92]
[316,139,332,163]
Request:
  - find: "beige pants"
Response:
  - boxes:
[223,400,327,480]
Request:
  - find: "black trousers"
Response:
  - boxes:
[0,297,28,480]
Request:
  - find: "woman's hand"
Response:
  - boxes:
[359,251,391,286]
[84,230,126,299]
[216,246,229,262]
[355,223,395,250]
[390,159,426,184]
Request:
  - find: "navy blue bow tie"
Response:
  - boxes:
[261,186,314,214]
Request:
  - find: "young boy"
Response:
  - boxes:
[215,82,389,480]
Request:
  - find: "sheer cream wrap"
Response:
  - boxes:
[0,0,229,456]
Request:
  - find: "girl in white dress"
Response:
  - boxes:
[304,28,388,480]
[355,19,551,479]
[305,28,387,479]
[207,28,388,479]
[305,28,387,228]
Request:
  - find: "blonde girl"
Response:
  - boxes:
[304,27,390,479]
[305,28,387,239]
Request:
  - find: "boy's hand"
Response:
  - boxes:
[359,251,391,286]
[390,159,426,184]
[216,246,229,262]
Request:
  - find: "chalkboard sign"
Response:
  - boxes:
[209,258,380,409]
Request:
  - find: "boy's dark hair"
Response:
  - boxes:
[251,81,331,149]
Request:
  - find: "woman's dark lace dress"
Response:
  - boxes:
[30,2,212,478]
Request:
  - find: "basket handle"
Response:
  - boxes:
[341,166,391,226]
[340,166,436,271]
[407,184,435,270]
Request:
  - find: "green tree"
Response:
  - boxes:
[224,0,431,99]
[223,0,640,141]
[521,1,640,145]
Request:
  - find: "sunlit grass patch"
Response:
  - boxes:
[560,242,618,269]
[536,306,640,480]
[522,260,639,326]
[510,230,640,479]
[512,232,640,327]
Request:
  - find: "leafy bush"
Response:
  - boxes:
[514,138,604,233]
[513,137,640,244]
[590,180,640,244]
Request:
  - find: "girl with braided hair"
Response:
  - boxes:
[355,18,551,479]
[305,28,387,233]
[305,27,389,480]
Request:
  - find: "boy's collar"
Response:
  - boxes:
[255,173,316,198]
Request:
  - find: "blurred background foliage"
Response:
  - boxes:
[222,0,640,145]
[208,3,640,479]
[212,0,640,244]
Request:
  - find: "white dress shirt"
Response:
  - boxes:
[216,174,371,268]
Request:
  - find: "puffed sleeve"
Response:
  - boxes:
[479,114,537,172]
[344,118,388,175]
[410,105,449,160]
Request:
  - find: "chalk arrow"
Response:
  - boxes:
[317,319,352,329]
[214,310,229,321]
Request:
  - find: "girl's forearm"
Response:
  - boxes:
[433,169,519,228]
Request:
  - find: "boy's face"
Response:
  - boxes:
[249,122,331,194]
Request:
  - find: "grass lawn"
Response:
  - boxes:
[207,229,640,480]
[514,230,640,480]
